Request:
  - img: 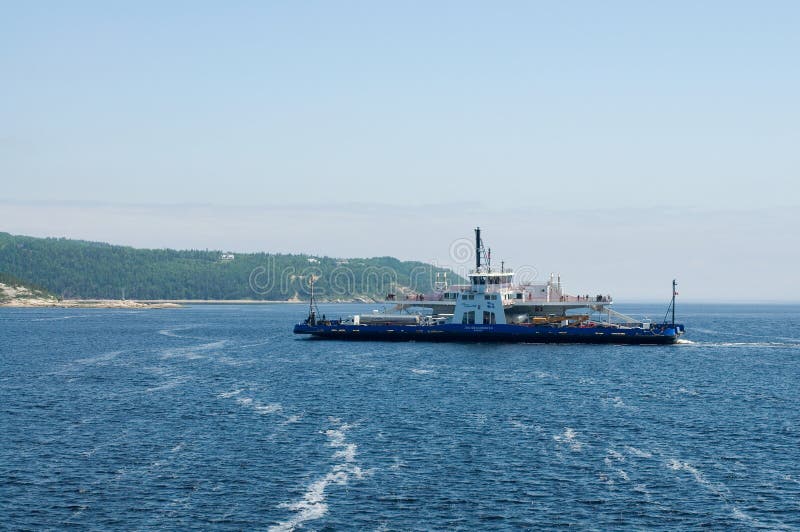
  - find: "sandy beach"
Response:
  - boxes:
[0,283,181,308]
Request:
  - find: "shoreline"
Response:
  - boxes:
[134,299,374,304]
[0,298,377,308]
[1,298,183,309]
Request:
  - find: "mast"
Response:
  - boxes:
[475,227,482,271]
[672,279,677,326]
[308,276,316,325]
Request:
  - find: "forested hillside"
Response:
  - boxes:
[0,232,455,301]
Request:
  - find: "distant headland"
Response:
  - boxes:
[0,232,456,305]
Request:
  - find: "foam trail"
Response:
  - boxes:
[75,350,123,365]
[32,314,87,322]
[218,389,297,426]
[731,507,755,524]
[235,340,272,349]
[217,356,248,367]
[665,458,734,500]
[664,457,789,526]
[553,427,583,451]
[160,340,227,360]
[606,449,625,462]
[69,505,88,520]
[146,376,190,393]
[609,396,626,408]
[509,419,528,432]
[232,395,284,416]
[157,325,201,338]
[666,458,707,486]
[282,414,303,425]
[699,341,799,349]
[254,403,283,414]
[624,446,653,458]
[270,419,366,532]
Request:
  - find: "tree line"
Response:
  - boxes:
[0,232,455,300]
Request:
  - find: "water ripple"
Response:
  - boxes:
[2,303,799,529]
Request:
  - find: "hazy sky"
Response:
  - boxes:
[2,2,799,301]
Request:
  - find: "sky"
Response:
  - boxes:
[2,2,799,301]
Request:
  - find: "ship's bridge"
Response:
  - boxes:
[468,271,514,291]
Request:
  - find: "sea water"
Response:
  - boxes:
[2,303,799,530]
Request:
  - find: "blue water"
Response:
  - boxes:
[2,303,799,530]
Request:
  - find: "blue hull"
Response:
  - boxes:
[293,323,684,345]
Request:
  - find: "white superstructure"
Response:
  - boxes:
[390,227,614,326]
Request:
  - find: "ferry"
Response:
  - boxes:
[293,228,685,344]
